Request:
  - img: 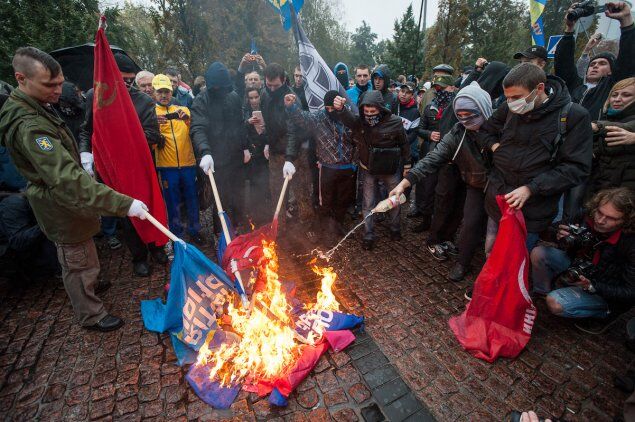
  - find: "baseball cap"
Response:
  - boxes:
[513,46,548,61]
[432,75,455,88]
[432,64,454,74]
[152,74,173,92]
[399,82,416,92]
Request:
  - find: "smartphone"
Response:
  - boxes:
[164,112,180,120]
[252,110,262,120]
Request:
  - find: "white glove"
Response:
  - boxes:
[80,152,94,176]
[243,149,252,164]
[283,161,296,179]
[263,145,270,160]
[127,199,149,220]
[199,154,214,174]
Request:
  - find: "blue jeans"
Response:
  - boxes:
[158,166,200,238]
[361,168,400,240]
[484,217,540,256]
[101,216,118,237]
[548,287,610,318]
[530,245,571,294]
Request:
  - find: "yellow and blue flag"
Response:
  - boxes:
[529,0,546,46]
[266,0,304,31]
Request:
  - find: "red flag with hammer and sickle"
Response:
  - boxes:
[91,18,167,245]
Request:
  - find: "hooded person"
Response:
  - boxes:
[78,50,164,278]
[54,81,85,143]
[479,63,593,253]
[190,62,248,229]
[555,3,635,120]
[334,62,350,90]
[284,89,356,245]
[330,90,410,250]
[370,64,398,113]
[391,81,494,282]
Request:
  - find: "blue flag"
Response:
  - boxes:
[266,0,304,31]
[141,241,236,364]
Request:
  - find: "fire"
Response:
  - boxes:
[196,240,342,386]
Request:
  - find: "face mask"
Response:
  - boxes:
[458,114,485,131]
[365,114,381,126]
[507,89,537,114]
[607,107,622,116]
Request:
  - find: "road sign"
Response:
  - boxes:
[547,35,564,59]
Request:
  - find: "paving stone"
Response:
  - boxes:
[324,387,348,407]
[362,365,399,390]
[372,378,409,406]
[360,403,386,422]
[353,352,389,375]
[296,387,319,409]
[382,392,422,422]
[346,341,379,361]
[348,383,371,404]
[331,407,358,422]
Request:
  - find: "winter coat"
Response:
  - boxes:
[406,123,490,189]
[397,99,421,162]
[588,101,635,194]
[555,23,635,120]
[479,75,593,233]
[190,88,246,169]
[346,82,372,108]
[243,107,268,162]
[333,90,410,169]
[154,104,196,168]
[79,86,162,153]
[54,81,85,143]
[292,83,309,110]
[259,84,302,160]
[370,64,398,113]
[416,103,442,143]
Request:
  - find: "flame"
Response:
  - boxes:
[196,241,343,386]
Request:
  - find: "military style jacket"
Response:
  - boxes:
[0,88,132,243]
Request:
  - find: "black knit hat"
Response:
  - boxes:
[323,90,339,107]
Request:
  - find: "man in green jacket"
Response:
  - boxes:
[0,47,149,332]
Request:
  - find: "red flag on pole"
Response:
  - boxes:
[91,17,168,245]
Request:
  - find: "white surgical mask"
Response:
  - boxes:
[507,88,537,115]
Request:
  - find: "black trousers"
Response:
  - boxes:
[245,158,272,226]
[213,165,245,230]
[319,166,356,234]
[120,217,163,263]
[456,186,488,266]
[427,163,466,244]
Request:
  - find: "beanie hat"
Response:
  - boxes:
[453,82,493,119]
[323,90,339,107]
[204,62,233,90]
[589,52,616,74]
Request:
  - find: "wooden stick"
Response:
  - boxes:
[144,211,182,243]
[274,176,291,220]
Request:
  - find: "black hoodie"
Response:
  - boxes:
[555,23,635,120]
[332,90,409,169]
[370,64,398,114]
[480,75,592,232]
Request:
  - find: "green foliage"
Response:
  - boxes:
[298,0,351,69]
[381,4,425,77]
[424,0,470,75]
[349,21,378,69]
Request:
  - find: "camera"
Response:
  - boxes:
[566,0,601,21]
[164,112,180,120]
[556,223,598,251]
[557,258,599,285]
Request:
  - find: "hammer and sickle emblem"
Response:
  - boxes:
[94,81,117,109]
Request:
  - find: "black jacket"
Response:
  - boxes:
[397,99,420,152]
[416,103,442,143]
[333,90,410,169]
[54,82,85,143]
[79,86,162,153]
[292,83,309,110]
[243,107,268,162]
[479,75,592,232]
[260,84,301,160]
[370,64,398,114]
[190,88,247,168]
[406,123,490,189]
[589,101,635,194]
[555,23,635,120]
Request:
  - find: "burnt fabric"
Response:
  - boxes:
[449,196,536,362]
[91,27,167,245]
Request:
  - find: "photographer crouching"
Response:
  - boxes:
[530,187,635,333]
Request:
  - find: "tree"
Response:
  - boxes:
[298,0,351,70]
[383,4,425,77]
[424,0,470,76]
[349,21,378,68]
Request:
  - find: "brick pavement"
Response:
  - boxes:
[0,214,633,421]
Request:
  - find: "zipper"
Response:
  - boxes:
[165,106,180,168]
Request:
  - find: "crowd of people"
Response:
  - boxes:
[0,3,634,414]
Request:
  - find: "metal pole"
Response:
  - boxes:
[413,0,425,76]
[421,0,428,74]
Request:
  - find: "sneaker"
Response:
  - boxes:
[440,241,459,257]
[106,235,122,250]
[448,263,468,282]
[426,243,448,261]
[574,315,620,335]
[464,288,472,301]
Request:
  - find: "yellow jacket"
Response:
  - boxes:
[155,104,196,168]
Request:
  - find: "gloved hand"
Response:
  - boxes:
[127,199,149,220]
[80,152,94,176]
[283,161,296,179]
[199,154,214,174]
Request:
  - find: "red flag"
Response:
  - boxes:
[91,21,168,245]
[448,196,536,362]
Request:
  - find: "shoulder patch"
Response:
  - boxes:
[35,136,54,151]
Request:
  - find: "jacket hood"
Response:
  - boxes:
[59,81,84,110]
[476,61,510,101]
[453,81,493,119]
[204,62,233,90]
[334,62,350,88]
[527,75,571,119]
[359,90,390,116]
[372,64,392,93]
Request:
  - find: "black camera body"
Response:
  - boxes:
[566,0,609,21]
[557,223,598,251]
[164,112,180,120]
[558,258,600,285]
